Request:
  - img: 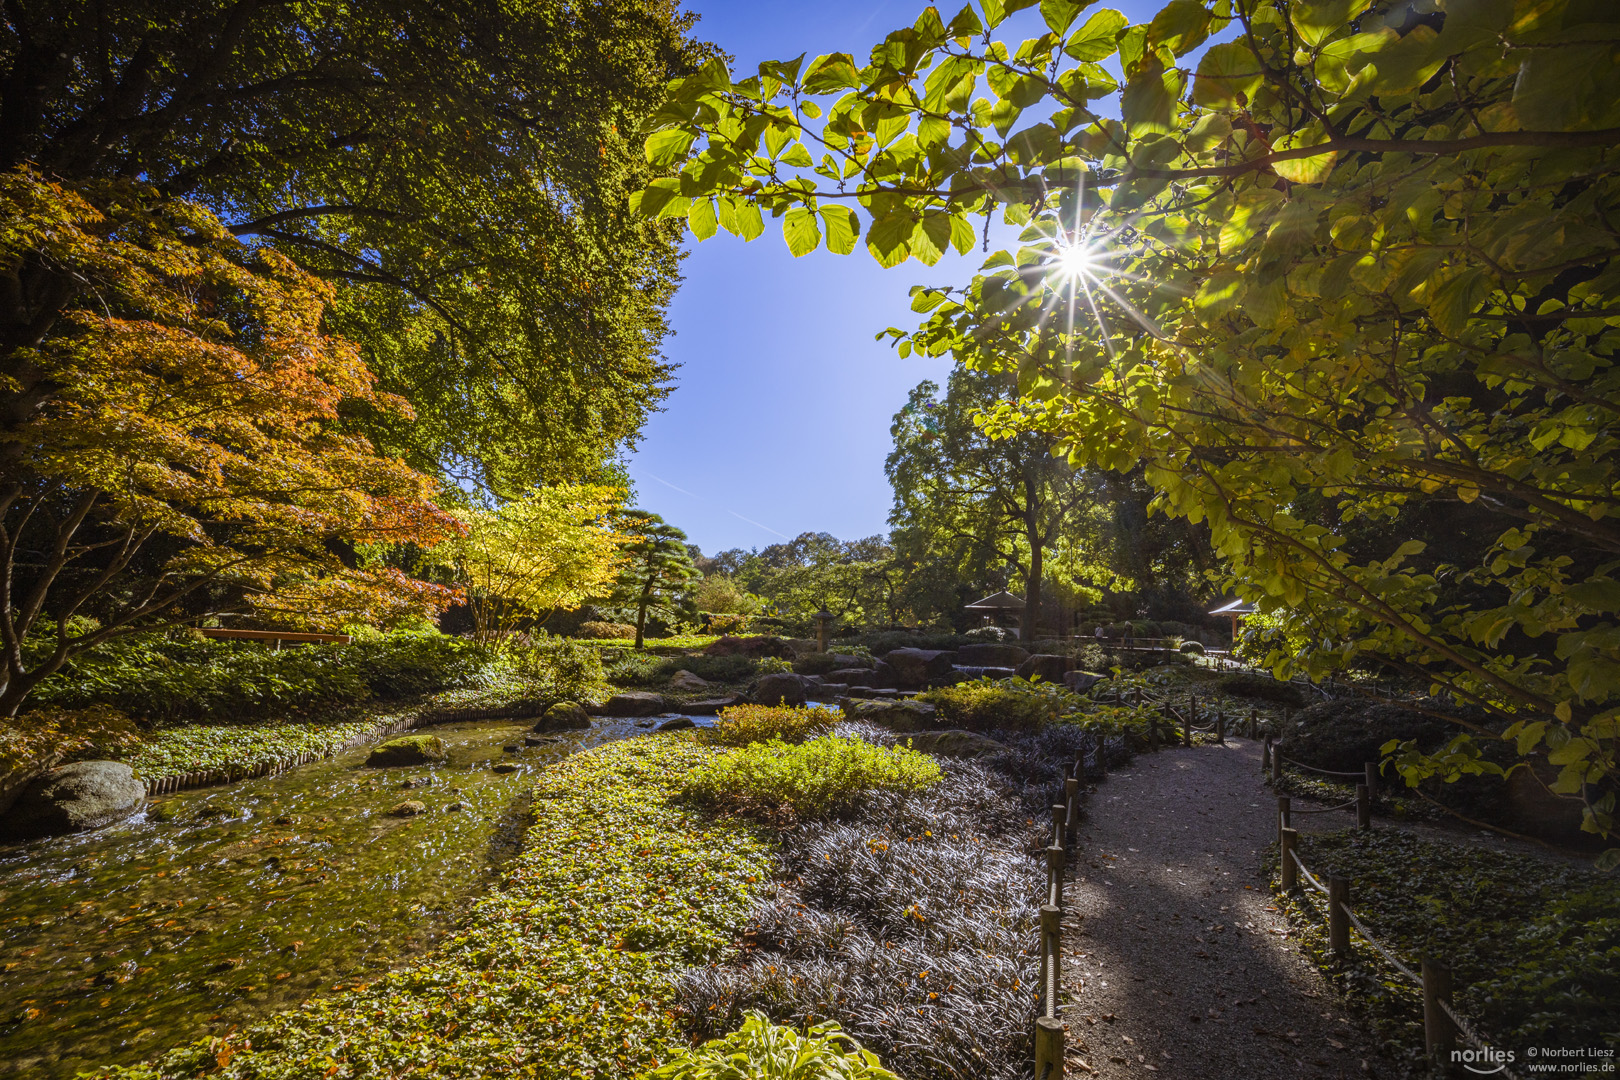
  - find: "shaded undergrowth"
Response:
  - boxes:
[672,724,1095,1080]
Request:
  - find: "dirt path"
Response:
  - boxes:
[1058,737,1385,1078]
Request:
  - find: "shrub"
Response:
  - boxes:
[579,620,636,639]
[349,633,503,697]
[1179,640,1205,655]
[755,656,795,675]
[513,634,606,705]
[793,652,842,676]
[651,1011,900,1080]
[1216,671,1308,706]
[704,612,751,635]
[963,625,1009,641]
[684,736,941,821]
[918,678,1061,732]
[699,705,839,747]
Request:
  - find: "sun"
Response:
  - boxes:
[1055,243,1096,278]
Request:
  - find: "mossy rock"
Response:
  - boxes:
[365,734,448,767]
[535,701,592,730]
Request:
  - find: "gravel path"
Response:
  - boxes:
[1058,737,1386,1078]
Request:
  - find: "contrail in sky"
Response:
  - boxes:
[633,466,792,541]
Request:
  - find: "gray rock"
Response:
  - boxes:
[656,716,696,731]
[872,660,900,688]
[387,800,426,817]
[842,687,899,700]
[888,729,1009,760]
[752,672,808,707]
[536,701,594,728]
[365,735,448,767]
[0,761,146,839]
[882,648,956,689]
[593,692,668,718]
[445,802,465,812]
[1016,654,1073,683]
[667,669,710,692]
[524,734,563,746]
[1064,670,1106,692]
[828,653,872,669]
[955,643,1031,667]
[843,699,939,731]
[682,695,745,716]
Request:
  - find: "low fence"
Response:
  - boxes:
[1264,748,1518,1077]
[1033,743,1091,1079]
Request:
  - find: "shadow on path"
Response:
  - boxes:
[1059,738,1385,1078]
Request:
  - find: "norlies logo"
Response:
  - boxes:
[1454,1047,1516,1075]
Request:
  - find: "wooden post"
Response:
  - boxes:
[1051,804,1067,848]
[1148,715,1160,751]
[1356,783,1372,829]
[1271,741,1282,785]
[1250,708,1258,738]
[1328,875,1350,961]
[1182,708,1192,748]
[1034,1016,1065,1080]
[1046,846,1066,910]
[1097,736,1108,776]
[1277,795,1292,840]
[1364,761,1378,796]
[1422,958,1456,1067]
[1039,903,1062,1012]
[1279,827,1298,891]
[1215,711,1225,744]
[1063,778,1079,838]
[1262,736,1272,775]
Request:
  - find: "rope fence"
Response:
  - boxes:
[1032,747,1089,1079]
[1269,762,1520,1077]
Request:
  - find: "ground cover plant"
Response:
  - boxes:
[117,717,384,783]
[698,706,840,748]
[675,723,1094,1080]
[608,653,760,687]
[652,1010,901,1080]
[88,734,770,1080]
[1273,829,1620,1072]
[684,736,941,822]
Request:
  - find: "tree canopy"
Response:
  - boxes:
[605,511,702,649]
[638,0,1620,851]
[0,171,457,715]
[4,0,714,492]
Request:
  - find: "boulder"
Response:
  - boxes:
[871,661,900,688]
[889,729,1009,760]
[667,670,711,692]
[682,695,746,716]
[0,761,146,839]
[592,692,665,718]
[841,687,899,700]
[951,665,1017,682]
[843,699,939,731]
[656,716,697,731]
[829,653,872,670]
[883,648,956,688]
[752,672,808,707]
[524,734,563,746]
[955,643,1031,667]
[704,635,792,658]
[1064,670,1106,693]
[387,800,426,817]
[1015,654,1073,683]
[365,735,448,768]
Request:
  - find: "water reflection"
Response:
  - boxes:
[0,715,683,1078]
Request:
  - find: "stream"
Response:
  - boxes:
[0,714,700,1078]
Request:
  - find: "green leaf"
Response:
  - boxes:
[779,143,815,168]
[1120,62,1179,137]
[636,178,689,219]
[687,197,717,241]
[1291,0,1363,49]
[783,207,822,257]
[950,214,978,255]
[1596,847,1620,871]
[644,128,697,167]
[1192,41,1262,108]
[867,213,916,267]
[1040,0,1088,35]
[1064,9,1127,62]
[1147,0,1212,57]
[819,204,859,255]
[718,197,765,241]
[803,53,862,94]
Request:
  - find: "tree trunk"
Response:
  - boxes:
[1024,540,1044,643]
[634,577,651,650]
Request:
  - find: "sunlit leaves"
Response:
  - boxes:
[783,206,823,256]
[1064,9,1129,61]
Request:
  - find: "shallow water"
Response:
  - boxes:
[0,714,679,1078]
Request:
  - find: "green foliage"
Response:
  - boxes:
[118,718,382,781]
[580,620,638,640]
[511,634,607,705]
[30,630,504,723]
[604,510,704,649]
[919,678,1060,732]
[755,656,796,675]
[684,736,941,821]
[1275,830,1620,1066]
[698,705,840,747]
[92,736,770,1080]
[1178,640,1204,656]
[652,1011,901,1080]
[639,0,1620,846]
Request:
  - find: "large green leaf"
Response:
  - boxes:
[783,206,823,256]
[1064,9,1127,62]
[820,204,860,254]
[1147,0,1212,57]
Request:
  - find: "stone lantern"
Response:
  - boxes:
[812,609,835,653]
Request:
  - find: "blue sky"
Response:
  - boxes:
[625,0,1164,556]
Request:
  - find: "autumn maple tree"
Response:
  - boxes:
[637,0,1620,855]
[0,169,458,716]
